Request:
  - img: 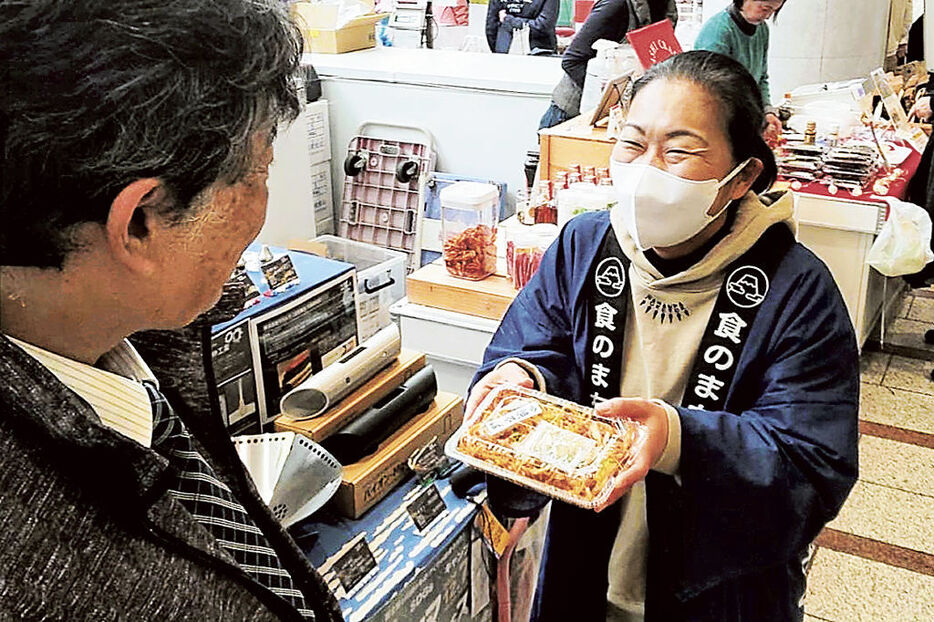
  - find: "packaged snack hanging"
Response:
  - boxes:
[445,384,647,509]
[440,181,499,280]
[506,224,559,289]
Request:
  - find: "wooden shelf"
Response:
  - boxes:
[538,112,616,182]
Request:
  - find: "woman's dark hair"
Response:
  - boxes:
[731,0,786,19]
[630,50,778,194]
[0,0,303,268]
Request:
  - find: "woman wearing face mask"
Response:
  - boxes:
[694,0,786,140]
[465,51,858,622]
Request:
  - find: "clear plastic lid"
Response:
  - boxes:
[511,223,559,250]
[445,384,646,509]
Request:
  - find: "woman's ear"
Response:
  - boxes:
[728,157,764,200]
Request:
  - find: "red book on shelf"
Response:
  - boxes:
[626,19,682,70]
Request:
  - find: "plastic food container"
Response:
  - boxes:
[505,223,559,290]
[556,182,617,228]
[445,385,646,509]
[440,182,499,280]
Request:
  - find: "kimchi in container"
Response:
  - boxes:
[445,384,646,509]
[440,182,499,280]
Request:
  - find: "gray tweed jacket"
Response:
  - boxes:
[0,329,343,622]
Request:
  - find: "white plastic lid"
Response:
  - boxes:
[440,181,499,211]
[512,223,559,248]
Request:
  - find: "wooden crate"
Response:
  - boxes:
[538,113,615,182]
[406,260,518,321]
[274,349,427,442]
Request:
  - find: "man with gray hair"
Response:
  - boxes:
[0,1,342,619]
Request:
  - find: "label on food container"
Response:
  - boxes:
[481,398,543,436]
[518,420,599,474]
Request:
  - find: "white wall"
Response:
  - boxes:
[307,49,561,215]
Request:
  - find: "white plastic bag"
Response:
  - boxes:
[509,25,530,55]
[867,196,934,276]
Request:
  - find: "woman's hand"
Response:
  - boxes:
[591,397,671,512]
[763,112,782,141]
[499,9,506,22]
[909,96,933,122]
[465,362,534,420]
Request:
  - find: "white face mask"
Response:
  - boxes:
[609,159,750,250]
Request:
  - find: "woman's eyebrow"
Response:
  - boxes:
[665,129,708,144]
[622,122,645,134]
[622,123,708,145]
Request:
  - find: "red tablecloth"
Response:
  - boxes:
[777,140,922,206]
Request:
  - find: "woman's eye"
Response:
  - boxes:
[665,149,696,160]
[620,140,644,150]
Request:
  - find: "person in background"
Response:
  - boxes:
[538,0,677,129]
[487,0,559,54]
[469,51,858,621]
[886,0,914,70]
[693,0,785,139]
[905,55,934,365]
[0,1,342,620]
[907,12,924,63]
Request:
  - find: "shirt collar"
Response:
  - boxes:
[7,337,156,447]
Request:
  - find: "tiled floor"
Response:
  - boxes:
[803,286,934,622]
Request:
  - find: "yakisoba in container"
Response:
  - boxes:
[445,385,646,509]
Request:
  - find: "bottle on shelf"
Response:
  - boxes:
[532,180,557,225]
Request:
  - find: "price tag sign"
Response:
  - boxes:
[261,254,300,292]
[230,269,260,306]
[331,536,378,594]
[405,483,447,532]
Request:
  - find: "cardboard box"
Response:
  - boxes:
[211,246,359,431]
[305,99,331,165]
[332,391,463,518]
[368,526,472,622]
[210,318,262,434]
[310,160,333,227]
[291,3,388,54]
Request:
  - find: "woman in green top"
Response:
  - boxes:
[695,0,785,139]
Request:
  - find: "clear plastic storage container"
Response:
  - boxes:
[556,182,617,228]
[440,182,499,280]
[505,223,559,290]
[311,235,406,341]
[445,384,646,509]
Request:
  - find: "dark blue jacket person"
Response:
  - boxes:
[467,51,858,621]
[486,0,559,54]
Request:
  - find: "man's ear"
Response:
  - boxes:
[106,178,168,276]
[728,158,764,200]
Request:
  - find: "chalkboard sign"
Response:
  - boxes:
[332,536,377,594]
[405,483,447,532]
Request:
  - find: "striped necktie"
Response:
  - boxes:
[144,383,315,620]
